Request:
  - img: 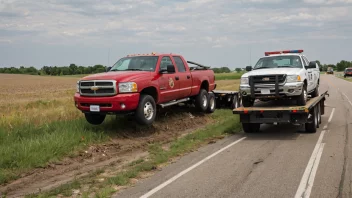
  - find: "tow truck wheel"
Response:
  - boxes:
[242,97,254,107]
[195,89,209,112]
[206,92,216,113]
[84,113,106,125]
[305,106,317,133]
[311,83,319,97]
[317,103,322,124]
[242,123,260,133]
[135,94,156,125]
[297,84,307,106]
[231,95,239,109]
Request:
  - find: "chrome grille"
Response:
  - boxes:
[250,75,286,85]
[79,80,117,96]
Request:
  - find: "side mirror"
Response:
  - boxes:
[246,66,252,71]
[106,66,112,72]
[308,61,316,69]
[159,65,176,74]
[167,65,175,73]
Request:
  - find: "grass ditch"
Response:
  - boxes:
[29,109,242,197]
[0,118,110,185]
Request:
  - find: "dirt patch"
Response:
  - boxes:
[0,105,212,197]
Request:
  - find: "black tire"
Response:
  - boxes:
[311,83,319,98]
[231,95,239,109]
[297,84,307,106]
[305,106,317,133]
[85,113,106,125]
[206,92,216,113]
[195,89,209,112]
[242,123,260,133]
[344,75,346,78]
[317,103,322,124]
[242,97,254,107]
[135,95,156,125]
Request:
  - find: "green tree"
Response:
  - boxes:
[235,68,242,73]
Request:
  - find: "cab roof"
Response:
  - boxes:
[126,52,182,57]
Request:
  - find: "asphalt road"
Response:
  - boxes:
[115,75,352,198]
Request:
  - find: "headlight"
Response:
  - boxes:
[119,82,138,93]
[286,75,301,83]
[76,81,80,93]
[240,77,249,85]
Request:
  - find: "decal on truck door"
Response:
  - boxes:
[169,78,174,88]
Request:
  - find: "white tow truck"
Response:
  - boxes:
[233,49,326,133]
[239,50,320,107]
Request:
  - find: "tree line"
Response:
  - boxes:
[316,60,352,72]
[1,60,351,76]
[0,64,106,76]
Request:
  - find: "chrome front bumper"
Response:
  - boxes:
[240,82,304,98]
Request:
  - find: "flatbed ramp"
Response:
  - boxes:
[232,91,328,133]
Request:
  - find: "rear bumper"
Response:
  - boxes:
[74,93,140,113]
[344,73,352,76]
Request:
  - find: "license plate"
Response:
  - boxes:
[261,89,270,94]
[90,105,100,112]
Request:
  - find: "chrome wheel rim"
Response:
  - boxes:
[233,97,238,108]
[304,89,307,102]
[202,95,208,107]
[209,97,215,109]
[144,102,154,120]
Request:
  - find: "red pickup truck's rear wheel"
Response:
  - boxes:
[206,92,216,113]
[84,113,106,125]
[195,89,209,112]
[135,95,156,125]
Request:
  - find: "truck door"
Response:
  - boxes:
[172,56,192,99]
[158,56,180,103]
[302,56,314,92]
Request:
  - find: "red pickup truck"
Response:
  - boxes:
[74,53,216,125]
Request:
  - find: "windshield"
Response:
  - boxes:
[109,56,159,72]
[253,55,303,70]
[346,69,352,72]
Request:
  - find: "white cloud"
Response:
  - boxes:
[0,0,352,66]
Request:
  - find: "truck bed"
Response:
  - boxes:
[233,91,328,114]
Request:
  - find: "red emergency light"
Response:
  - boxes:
[265,49,303,56]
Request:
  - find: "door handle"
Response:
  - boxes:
[187,75,190,79]
[175,76,179,80]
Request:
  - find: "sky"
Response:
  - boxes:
[1,0,352,69]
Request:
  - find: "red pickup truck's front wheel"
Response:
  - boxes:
[135,94,156,125]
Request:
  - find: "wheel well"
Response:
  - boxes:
[304,79,307,87]
[140,87,158,102]
[200,81,209,92]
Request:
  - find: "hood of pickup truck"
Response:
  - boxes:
[81,71,151,82]
[241,68,302,78]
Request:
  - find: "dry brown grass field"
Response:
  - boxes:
[0,73,240,197]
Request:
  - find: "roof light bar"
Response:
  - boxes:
[265,49,303,56]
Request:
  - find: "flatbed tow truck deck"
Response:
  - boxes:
[233,91,329,133]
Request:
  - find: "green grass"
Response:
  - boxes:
[215,72,244,80]
[25,180,81,198]
[32,109,241,197]
[0,118,113,185]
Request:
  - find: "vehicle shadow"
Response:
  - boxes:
[85,104,209,138]
[244,123,305,141]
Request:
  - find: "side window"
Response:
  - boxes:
[159,56,173,71]
[173,56,186,72]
